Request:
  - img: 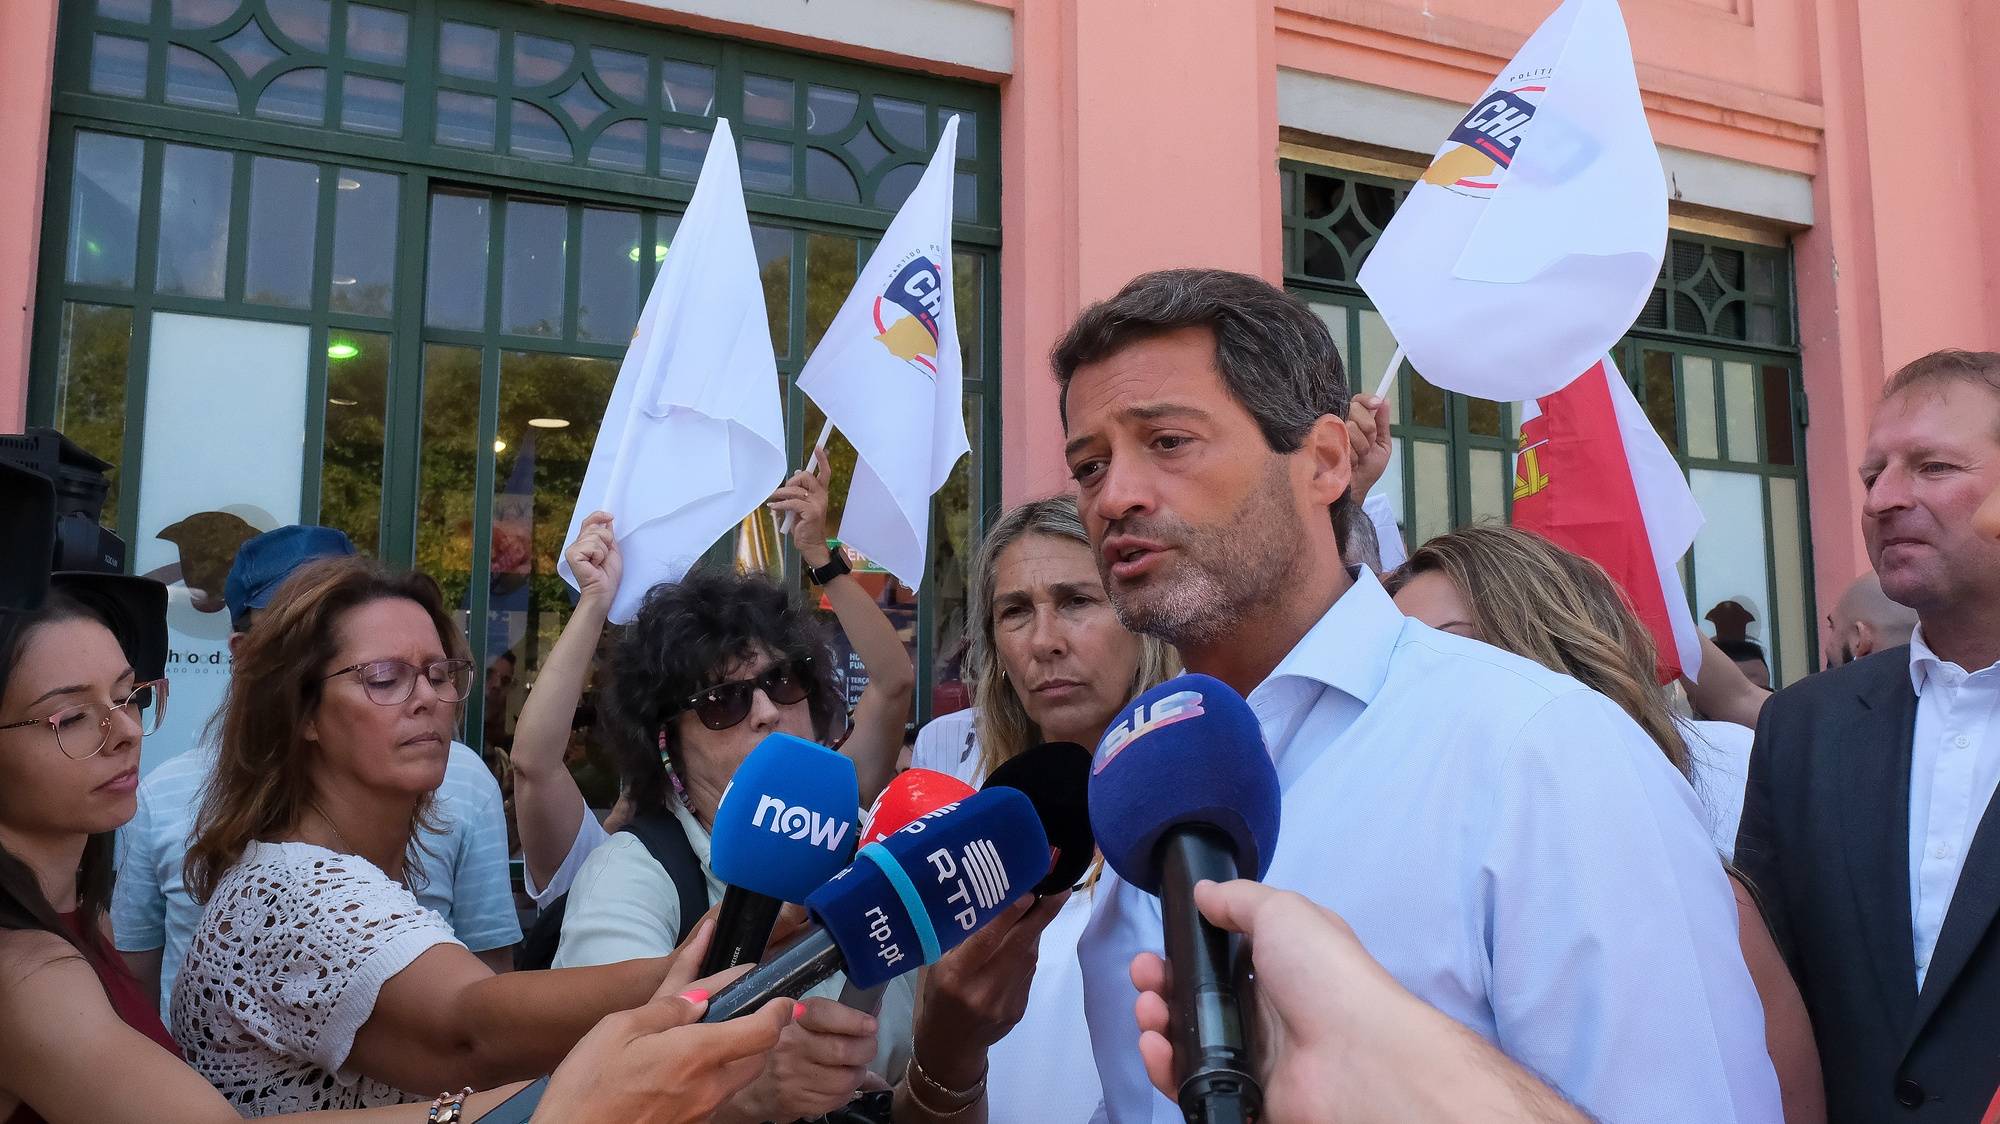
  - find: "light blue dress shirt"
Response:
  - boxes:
[112,740,521,1018]
[1079,568,1780,1123]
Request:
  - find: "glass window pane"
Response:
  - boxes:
[436,90,497,150]
[928,394,978,717]
[1638,348,1677,453]
[942,107,978,159]
[418,344,483,616]
[425,189,489,330]
[808,86,858,135]
[164,44,236,111]
[510,99,573,162]
[1761,365,1796,466]
[1409,371,1447,430]
[168,0,236,30]
[1465,396,1503,438]
[501,200,566,336]
[244,156,319,307]
[953,250,980,382]
[743,74,794,128]
[321,330,390,554]
[588,120,645,172]
[155,144,232,299]
[591,47,646,104]
[751,224,791,357]
[806,234,856,354]
[1377,437,1406,538]
[90,34,148,98]
[741,139,792,194]
[439,21,499,81]
[1682,355,1719,460]
[135,312,310,773]
[98,0,152,22]
[1690,468,1771,648]
[1767,477,1807,685]
[67,131,144,289]
[577,207,639,344]
[805,149,860,205]
[257,67,327,124]
[268,0,332,51]
[53,303,134,523]
[341,74,403,135]
[1722,360,1758,462]
[660,125,705,180]
[662,60,716,117]
[512,32,572,87]
[1309,302,1349,374]
[874,163,919,211]
[1357,307,1404,421]
[330,168,397,316]
[1411,439,1450,547]
[874,96,926,149]
[1468,447,1507,524]
[345,4,407,66]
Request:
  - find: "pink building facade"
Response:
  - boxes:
[2,0,1994,753]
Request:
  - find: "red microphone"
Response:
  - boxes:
[838,768,978,1013]
[859,768,978,846]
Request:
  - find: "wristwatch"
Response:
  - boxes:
[809,552,852,586]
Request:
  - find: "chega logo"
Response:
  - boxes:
[1420,70,1550,198]
[871,251,945,378]
[1092,690,1206,775]
[752,794,854,851]
[925,838,1011,932]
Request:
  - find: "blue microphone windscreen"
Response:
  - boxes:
[1088,674,1280,895]
[807,787,1049,989]
[709,732,860,902]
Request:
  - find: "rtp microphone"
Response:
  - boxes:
[698,733,859,978]
[1090,675,1280,1124]
[983,742,1094,894]
[700,786,1050,1022]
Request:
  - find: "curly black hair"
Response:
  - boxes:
[605,567,842,812]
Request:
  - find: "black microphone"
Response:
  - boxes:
[1089,676,1282,1124]
[696,733,859,977]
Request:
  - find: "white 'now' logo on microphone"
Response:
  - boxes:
[753,794,853,851]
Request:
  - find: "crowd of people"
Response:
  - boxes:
[1,267,1998,1124]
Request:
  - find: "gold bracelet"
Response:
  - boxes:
[906,1053,987,1116]
[428,1087,473,1124]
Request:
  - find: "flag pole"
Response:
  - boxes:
[778,417,838,535]
[1372,345,1406,401]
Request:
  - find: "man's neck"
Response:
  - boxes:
[0,823,86,914]
[1919,607,2000,673]
[1181,560,1354,697]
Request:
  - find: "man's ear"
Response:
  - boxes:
[1300,413,1352,508]
[1852,621,1877,660]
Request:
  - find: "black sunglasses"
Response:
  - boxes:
[675,658,814,731]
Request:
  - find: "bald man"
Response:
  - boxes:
[1826,573,1919,669]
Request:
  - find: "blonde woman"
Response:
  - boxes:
[903,496,1177,1123]
[1384,525,1824,1124]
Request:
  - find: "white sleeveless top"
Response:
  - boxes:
[170,840,462,1115]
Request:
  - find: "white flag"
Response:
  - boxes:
[560,119,788,623]
[796,116,967,589]
[1357,0,1665,400]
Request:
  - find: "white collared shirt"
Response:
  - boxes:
[1079,569,1779,1124]
[1906,626,2000,988]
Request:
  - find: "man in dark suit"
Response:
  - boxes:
[1739,349,2000,1122]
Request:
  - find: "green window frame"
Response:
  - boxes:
[1280,158,1818,683]
[34,0,1003,746]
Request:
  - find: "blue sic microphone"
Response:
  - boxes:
[1090,674,1281,1124]
[699,787,1050,1021]
[698,732,859,977]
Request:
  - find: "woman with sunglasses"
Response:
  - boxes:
[0,570,794,1124]
[163,555,786,1116]
[534,450,915,1121]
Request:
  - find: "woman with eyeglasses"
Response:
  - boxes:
[157,555,800,1117]
[526,449,916,1122]
[0,567,794,1124]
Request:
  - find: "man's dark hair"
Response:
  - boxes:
[1051,269,1354,551]
[604,568,842,812]
[1713,636,1768,668]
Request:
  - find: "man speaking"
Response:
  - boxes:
[1056,270,1778,1123]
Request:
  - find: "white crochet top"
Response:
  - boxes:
[170,840,463,1116]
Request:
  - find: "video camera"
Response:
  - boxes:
[0,427,126,575]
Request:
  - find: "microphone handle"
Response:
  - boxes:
[1159,828,1263,1124]
[698,887,785,977]
[701,927,848,1022]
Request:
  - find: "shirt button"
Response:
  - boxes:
[1954,734,1971,748]
[1934,845,1950,859]
[1896,1078,1925,1108]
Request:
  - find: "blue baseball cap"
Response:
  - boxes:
[223,525,356,631]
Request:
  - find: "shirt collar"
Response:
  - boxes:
[1257,566,1404,707]
[1910,625,1950,695]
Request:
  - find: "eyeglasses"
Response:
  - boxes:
[323,658,474,706]
[0,679,169,761]
[676,658,813,731]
